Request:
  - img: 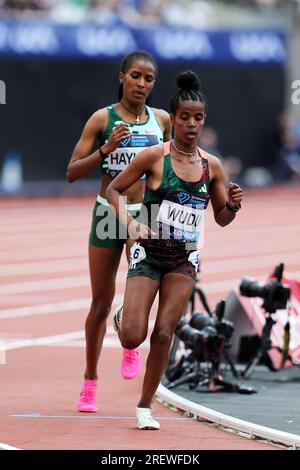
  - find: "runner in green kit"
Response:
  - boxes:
[106,70,243,430]
[66,51,171,413]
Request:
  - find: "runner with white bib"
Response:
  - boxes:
[106,70,243,430]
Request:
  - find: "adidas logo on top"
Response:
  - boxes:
[198,183,207,193]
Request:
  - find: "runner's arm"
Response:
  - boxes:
[209,157,243,226]
[106,146,161,234]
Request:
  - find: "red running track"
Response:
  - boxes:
[0,185,299,450]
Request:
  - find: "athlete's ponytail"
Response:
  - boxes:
[169,70,207,115]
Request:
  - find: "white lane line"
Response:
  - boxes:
[0,232,87,243]
[46,337,150,349]
[0,299,91,319]
[0,442,21,450]
[0,252,298,279]
[0,320,155,352]
[0,331,85,352]
[0,244,86,263]
[2,270,300,297]
[0,258,87,277]
[0,295,123,320]
[157,384,300,449]
[201,270,300,293]
[0,208,90,218]
[0,294,160,321]
[10,414,187,421]
[0,275,90,295]
[202,252,300,274]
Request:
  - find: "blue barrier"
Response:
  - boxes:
[0,20,287,64]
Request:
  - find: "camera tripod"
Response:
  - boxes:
[241,263,291,379]
[241,312,277,379]
[166,351,255,393]
[165,281,256,393]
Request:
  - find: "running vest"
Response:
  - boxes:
[99,104,164,179]
[142,142,210,246]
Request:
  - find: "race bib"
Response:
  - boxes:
[129,242,146,269]
[107,134,159,179]
[156,190,206,242]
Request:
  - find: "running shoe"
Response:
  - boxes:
[77,379,97,412]
[112,304,123,332]
[112,304,142,380]
[121,348,141,380]
[136,407,160,430]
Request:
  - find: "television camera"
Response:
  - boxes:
[240,263,291,378]
[164,284,256,394]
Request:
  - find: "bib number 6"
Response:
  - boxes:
[130,243,146,269]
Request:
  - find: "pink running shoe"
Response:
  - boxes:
[112,305,142,380]
[121,348,141,380]
[77,379,98,412]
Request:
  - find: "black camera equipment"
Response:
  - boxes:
[164,283,256,393]
[240,263,291,378]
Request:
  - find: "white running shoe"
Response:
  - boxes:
[136,407,160,430]
[112,304,123,332]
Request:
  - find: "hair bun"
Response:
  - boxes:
[177,70,201,92]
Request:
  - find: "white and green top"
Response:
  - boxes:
[99,104,164,179]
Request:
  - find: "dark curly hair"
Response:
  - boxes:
[169,70,207,115]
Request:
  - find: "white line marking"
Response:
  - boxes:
[0,340,6,364]
[0,275,90,295]
[0,320,155,352]
[157,384,300,448]
[202,253,300,274]
[0,295,124,320]
[200,271,300,294]
[0,244,86,263]
[1,270,300,297]
[46,337,150,349]
[0,294,159,321]
[0,252,298,279]
[0,331,85,351]
[0,442,21,450]
[0,298,92,320]
[0,258,87,277]
[10,414,187,421]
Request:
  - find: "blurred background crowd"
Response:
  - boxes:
[0,0,300,26]
[0,1,300,194]
[0,1,300,28]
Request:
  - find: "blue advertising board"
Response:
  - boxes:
[0,20,287,64]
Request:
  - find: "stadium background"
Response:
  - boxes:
[0,0,300,192]
[1,1,300,452]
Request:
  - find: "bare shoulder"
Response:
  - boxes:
[138,143,165,162]
[200,148,223,179]
[151,107,171,125]
[130,143,164,176]
[90,107,109,130]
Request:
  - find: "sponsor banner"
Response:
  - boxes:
[0,20,287,64]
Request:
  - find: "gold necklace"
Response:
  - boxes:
[120,101,145,124]
[172,140,200,163]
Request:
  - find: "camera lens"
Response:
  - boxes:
[190,312,213,331]
[240,278,265,297]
